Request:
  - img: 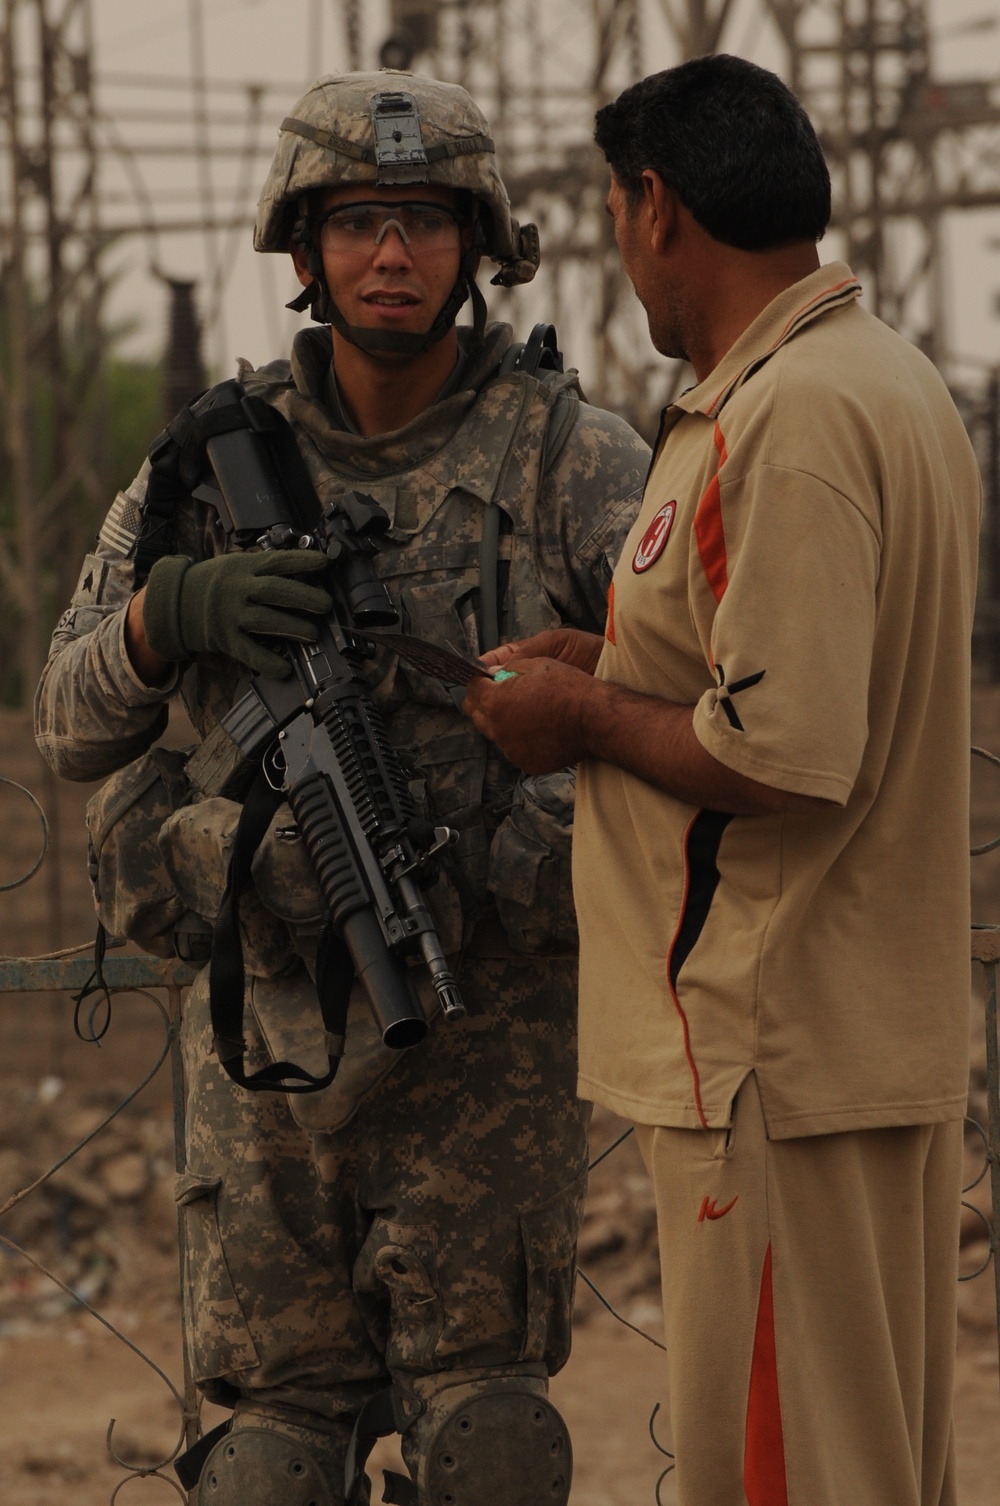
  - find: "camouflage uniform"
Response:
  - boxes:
[36,312,648,1499]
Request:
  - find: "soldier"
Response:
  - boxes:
[34,73,649,1506]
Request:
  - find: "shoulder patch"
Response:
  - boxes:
[98,489,143,557]
[74,553,109,604]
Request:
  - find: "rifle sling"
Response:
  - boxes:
[209,763,348,1092]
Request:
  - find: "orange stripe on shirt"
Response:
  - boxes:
[605,579,616,645]
[744,1243,789,1506]
[693,422,729,604]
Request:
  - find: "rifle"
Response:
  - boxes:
[156,380,466,1092]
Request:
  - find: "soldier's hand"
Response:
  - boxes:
[464,657,592,773]
[142,550,333,679]
[481,627,604,677]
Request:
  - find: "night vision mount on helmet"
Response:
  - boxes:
[254,71,540,356]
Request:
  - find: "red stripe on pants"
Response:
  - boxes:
[744,1242,788,1506]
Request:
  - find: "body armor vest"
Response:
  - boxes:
[241,350,582,921]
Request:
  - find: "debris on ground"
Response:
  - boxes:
[0,1076,179,1335]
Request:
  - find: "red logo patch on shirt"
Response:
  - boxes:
[632,502,676,573]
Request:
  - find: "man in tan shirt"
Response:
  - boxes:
[466,54,981,1506]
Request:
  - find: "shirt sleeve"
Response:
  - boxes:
[34,465,179,782]
[691,462,881,804]
[534,400,650,631]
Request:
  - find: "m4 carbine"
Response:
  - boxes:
[160,380,465,1093]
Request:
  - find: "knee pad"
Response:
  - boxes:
[195,1424,339,1506]
[414,1377,572,1506]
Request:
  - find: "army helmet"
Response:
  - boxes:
[255,70,540,355]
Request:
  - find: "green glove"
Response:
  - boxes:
[143,550,333,678]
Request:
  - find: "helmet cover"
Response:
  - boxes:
[255,70,538,288]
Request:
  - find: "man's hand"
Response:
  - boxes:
[141,550,333,679]
[464,657,593,774]
[481,627,604,676]
[465,645,836,815]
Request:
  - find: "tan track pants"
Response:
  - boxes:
[634,1073,962,1506]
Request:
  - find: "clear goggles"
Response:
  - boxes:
[314,201,465,254]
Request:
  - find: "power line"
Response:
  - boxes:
[14,103,292,126]
[101,0,266,58]
[94,67,307,94]
[14,140,277,156]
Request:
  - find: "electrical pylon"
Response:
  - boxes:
[384,0,775,434]
[0,0,107,941]
[0,0,107,685]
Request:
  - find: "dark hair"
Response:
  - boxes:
[594,55,831,251]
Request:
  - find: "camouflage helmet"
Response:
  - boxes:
[255,71,540,354]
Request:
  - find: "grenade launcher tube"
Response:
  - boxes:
[279,710,430,1049]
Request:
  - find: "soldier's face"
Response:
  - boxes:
[298,183,471,340]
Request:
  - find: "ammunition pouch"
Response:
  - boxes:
[85,748,304,976]
[487,770,578,956]
[160,798,298,978]
[85,746,196,958]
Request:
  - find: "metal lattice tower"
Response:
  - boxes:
[378,1,771,434]
[381,0,670,434]
[769,0,942,360]
[0,0,106,683]
[0,0,107,941]
[762,0,1000,667]
[767,0,1000,371]
[381,0,1000,398]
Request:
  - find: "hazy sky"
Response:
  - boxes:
[64,0,1000,388]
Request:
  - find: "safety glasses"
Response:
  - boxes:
[314,201,465,254]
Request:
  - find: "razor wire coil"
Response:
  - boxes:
[4,769,1000,1506]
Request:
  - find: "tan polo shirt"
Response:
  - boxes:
[574,262,981,1138]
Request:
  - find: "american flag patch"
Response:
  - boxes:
[98,489,143,557]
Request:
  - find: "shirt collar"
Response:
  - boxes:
[672,262,862,420]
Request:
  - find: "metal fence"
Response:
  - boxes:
[2,764,1000,1503]
[1,773,198,1499]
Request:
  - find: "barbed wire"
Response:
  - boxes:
[649,1403,676,1505]
[0,774,48,892]
[4,771,1000,1506]
[0,980,193,1500]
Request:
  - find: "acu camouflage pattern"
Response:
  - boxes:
[178,952,587,1489]
[239,321,639,947]
[86,764,316,975]
[35,316,648,1488]
[255,72,530,277]
[37,320,648,958]
[488,769,577,954]
[84,744,192,955]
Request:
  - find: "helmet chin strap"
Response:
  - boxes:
[286,247,487,357]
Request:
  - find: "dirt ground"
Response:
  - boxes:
[3,693,1000,1504]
